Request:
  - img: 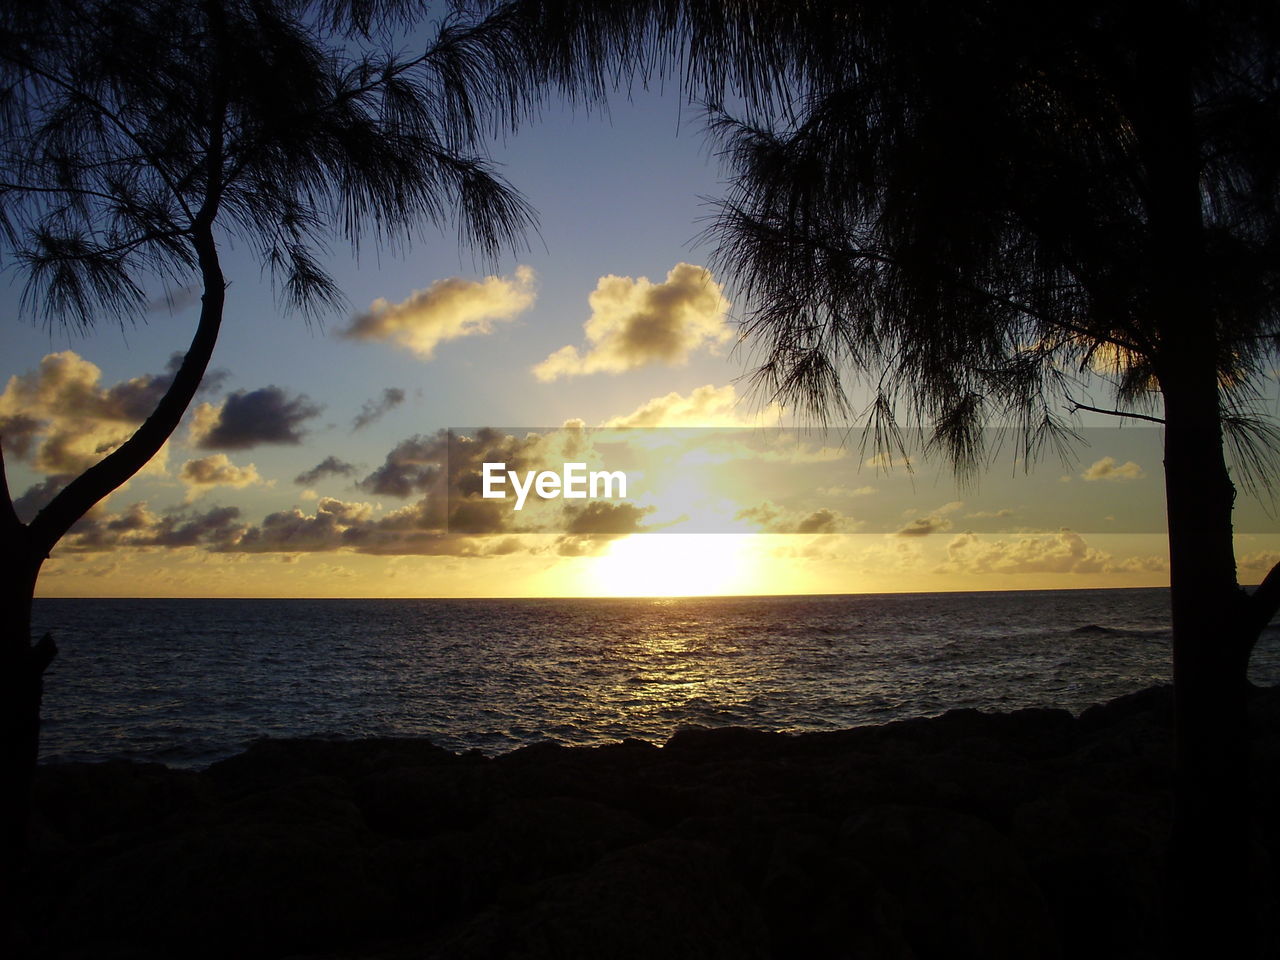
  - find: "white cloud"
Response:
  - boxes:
[342,266,536,358]
[865,452,913,470]
[533,263,732,380]
[601,384,758,428]
[819,485,877,498]
[179,454,264,500]
[1081,456,1145,482]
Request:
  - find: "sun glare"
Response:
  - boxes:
[585,533,757,597]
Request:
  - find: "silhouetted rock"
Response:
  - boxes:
[17,684,1280,959]
[840,804,1059,959]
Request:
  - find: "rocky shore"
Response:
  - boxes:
[16,685,1280,958]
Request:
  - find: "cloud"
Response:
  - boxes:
[865,452,913,470]
[964,508,1014,519]
[939,529,1166,575]
[0,413,43,459]
[294,455,358,487]
[352,388,405,431]
[190,387,322,449]
[341,266,536,358]
[62,502,246,552]
[358,434,448,499]
[52,424,647,557]
[12,475,75,523]
[179,455,263,499]
[564,501,655,535]
[357,427,580,535]
[533,263,732,381]
[736,501,855,534]
[796,508,844,534]
[1239,552,1280,574]
[819,484,877,498]
[601,384,760,428]
[551,535,616,557]
[897,517,952,537]
[232,497,375,552]
[1081,456,1145,482]
[146,283,202,315]
[358,427,550,502]
[0,351,190,476]
[895,501,964,537]
[230,495,525,557]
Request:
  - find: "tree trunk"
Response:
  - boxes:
[0,222,223,916]
[0,535,50,948]
[1161,360,1257,957]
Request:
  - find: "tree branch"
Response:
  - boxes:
[0,53,198,223]
[28,225,224,554]
[31,227,189,262]
[1065,396,1166,424]
[0,181,130,204]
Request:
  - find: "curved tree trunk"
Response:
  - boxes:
[0,224,223,921]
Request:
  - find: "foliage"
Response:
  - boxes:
[0,0,536,333]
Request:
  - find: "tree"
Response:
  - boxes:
[512,0,1280,952]
[0,0,539,879]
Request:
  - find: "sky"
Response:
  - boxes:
[3,43,1278,598]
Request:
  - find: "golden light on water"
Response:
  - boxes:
[585,533,758,597]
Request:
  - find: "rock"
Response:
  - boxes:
[20,685,1280,959]
[839,804,1061,959]
[432,838,769,960]
[53,775,391,958]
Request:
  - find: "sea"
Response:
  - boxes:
[31,588,1280,768]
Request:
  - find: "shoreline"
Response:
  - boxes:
[19,683,1280,958]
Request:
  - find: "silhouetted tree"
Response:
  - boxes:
[512,0,1280,952]
[0,0,537,879]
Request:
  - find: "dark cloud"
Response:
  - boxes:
[359,434,445,498]
[138,505,245,549]
[352,388,405,431]
[0,413,44,459]
[895,501,963,537]
[294,455,359,487]
[146,284,201,315]
[735,502,849,534]
[193,387,322,449]
[63,503,244,552]
[232,498,373,553]
[796,508,842,534]
[896,517,952,537]
[227,495,519,557]
[447,498,511,535]
[358,428,547,501]
[12,475,73,523]
[564,501,654,535]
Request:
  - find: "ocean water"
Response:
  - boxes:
[31,588,1280,768]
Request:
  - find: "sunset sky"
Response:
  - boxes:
[3,84,1278,599]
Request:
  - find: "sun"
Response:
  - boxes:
[584,533,758,597]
